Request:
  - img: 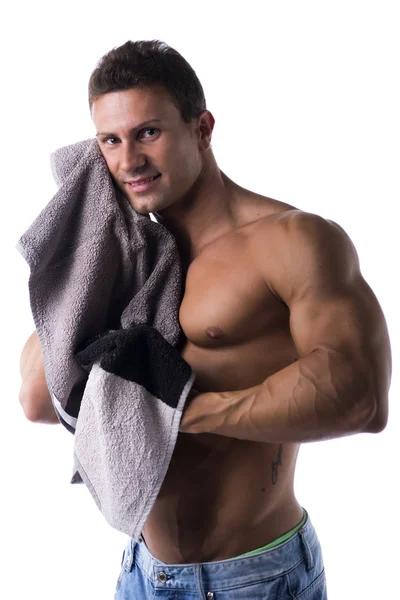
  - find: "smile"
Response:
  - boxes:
[126,174,161,192]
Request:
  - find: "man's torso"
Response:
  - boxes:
[143,192,304,563]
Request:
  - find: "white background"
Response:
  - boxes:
[1,1,399,598]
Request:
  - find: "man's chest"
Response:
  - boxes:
[179,235,286,349]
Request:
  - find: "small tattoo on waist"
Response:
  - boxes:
[271,444,283,485]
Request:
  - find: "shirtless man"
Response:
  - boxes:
[19,41,391,599]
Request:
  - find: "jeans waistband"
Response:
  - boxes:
[124,509,318,592]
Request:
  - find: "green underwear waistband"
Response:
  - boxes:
[237,509,307,558]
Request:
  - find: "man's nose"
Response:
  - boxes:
[119,141,146,172]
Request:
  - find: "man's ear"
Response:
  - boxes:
[197,110,215,151]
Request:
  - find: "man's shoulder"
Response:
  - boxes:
[239,190,335,236]
[251,207,352,253]
[248,208,361,301]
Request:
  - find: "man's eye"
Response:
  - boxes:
[141,128,159,139]
[105,137,119,145]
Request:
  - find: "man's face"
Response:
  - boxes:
[92,86,203,215]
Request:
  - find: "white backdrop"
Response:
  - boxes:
[1,1,398,598]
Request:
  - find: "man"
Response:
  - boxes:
[19,40,391,599]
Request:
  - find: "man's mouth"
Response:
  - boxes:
[126,174,161,191]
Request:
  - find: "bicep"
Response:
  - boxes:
[265,212,380,357]
[289,278,391,430]
[262,211,391,426]
[289,280,375,358]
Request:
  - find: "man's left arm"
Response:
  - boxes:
[180,212,391,443]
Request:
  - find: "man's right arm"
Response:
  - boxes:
[19,331,59,424]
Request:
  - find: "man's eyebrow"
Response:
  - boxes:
[95,119,162,137]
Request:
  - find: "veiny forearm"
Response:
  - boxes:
[181,348,377,443]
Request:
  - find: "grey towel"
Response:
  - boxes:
[17,138,195,538]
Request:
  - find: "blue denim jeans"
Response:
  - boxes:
[114,510,327,599]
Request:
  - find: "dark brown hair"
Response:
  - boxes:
[88,40,206,123]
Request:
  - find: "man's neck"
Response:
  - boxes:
[159,159,241,264]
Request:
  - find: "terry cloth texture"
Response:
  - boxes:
[16,138,195,539]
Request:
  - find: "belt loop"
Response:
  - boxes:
[299,528,314,572]
[123,540,135,573]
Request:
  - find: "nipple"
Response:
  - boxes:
[206,326,225,339]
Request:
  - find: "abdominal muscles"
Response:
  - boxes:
[142,338,301,563]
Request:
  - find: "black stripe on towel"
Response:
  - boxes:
[76,325,192,410]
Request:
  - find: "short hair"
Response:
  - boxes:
[88,40,207,123]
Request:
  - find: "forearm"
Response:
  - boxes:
[19,331,59,424]
[181,348,377,443]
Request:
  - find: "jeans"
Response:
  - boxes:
[114,510,327,599]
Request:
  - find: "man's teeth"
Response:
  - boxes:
[131,176,156,185]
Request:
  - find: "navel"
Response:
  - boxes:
[206,326,225,339]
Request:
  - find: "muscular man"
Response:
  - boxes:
[19,41,391,599]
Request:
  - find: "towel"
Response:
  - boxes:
[17,138,195,538]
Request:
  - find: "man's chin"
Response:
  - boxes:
[130,203,152,215]
[126,194,163,216]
